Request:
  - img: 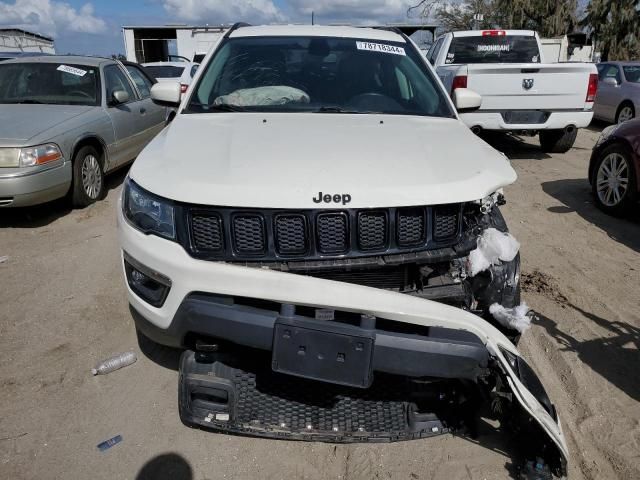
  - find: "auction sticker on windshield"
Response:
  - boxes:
[56,65,87,77]
[356,41,405,56]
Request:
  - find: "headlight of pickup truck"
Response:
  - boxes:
[123,178,175,240]
[0,144,62,167]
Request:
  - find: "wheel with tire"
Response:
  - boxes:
[539,128,578,153]
[71,146,105,207]
[591,143,637,215]
[616,102,635,124]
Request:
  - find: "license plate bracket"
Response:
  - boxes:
[502,110,550,124]
[272,317,375,388]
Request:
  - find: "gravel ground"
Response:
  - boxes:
[1,127,638,480]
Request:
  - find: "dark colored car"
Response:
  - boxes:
[589,118,640,214]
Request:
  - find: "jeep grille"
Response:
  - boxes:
[186,205,462,261]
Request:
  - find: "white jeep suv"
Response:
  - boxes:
[117,24,567,476]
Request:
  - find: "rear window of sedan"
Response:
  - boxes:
[0,62,100,106]
[623,65,640,83]
[144,65,185,79]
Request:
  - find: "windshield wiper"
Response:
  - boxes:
[183,102,247,113]
[314,106,381,114]
[6,99,44,104]
[209,103,246,112]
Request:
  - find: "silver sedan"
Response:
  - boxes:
[594,61,640,124]
[0,55,166,208]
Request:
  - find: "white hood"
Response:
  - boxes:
[130,113,516,208]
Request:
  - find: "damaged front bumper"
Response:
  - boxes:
[120,210,568,476]
[173,304,568,476]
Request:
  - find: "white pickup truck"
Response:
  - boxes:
[428,29,599,153]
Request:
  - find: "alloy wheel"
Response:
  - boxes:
[81,154,102,200]
[617,106,634,123]
[596,152,629,207]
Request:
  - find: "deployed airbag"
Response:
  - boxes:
[214,86,310,107]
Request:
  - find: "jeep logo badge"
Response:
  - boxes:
[313,191,352,205]
[522,78,534,90]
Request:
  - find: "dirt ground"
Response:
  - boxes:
[1,126,639,480]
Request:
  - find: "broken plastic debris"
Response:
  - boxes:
[0,256,8,264]
[489,303,532,333]
[97,434,122,452]
[91,351,137,375]
[468,228,520,277]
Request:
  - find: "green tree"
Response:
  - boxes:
[409,0,578,36]
[495,0,578,37]
[581,0,640,60]
[407,0,503,31]
[436,0,500,31]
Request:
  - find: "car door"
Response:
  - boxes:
[595,64,622,121]
[124,64,167,143]
[103,63,148,168]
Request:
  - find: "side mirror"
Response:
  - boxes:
[111,90,130,105]
[151,82,182,107]
[453,88,482,113]
[602,77,618,87]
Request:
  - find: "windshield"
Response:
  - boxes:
[623,65,640,83]
[446,35,541,64]
[0,62,99,106]
[0,63,100,106]
[185,36,454,117]
[144,65,185,79]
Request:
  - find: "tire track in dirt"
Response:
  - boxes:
[521,269,640,479]
[343,445,380,480]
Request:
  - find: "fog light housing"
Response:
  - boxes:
[123,252,171,307]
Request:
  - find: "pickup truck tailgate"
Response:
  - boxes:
[464,63,593,110]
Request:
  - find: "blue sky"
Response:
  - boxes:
[0,0,424,56]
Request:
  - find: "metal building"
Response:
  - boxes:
[121,23,438,64]
[122,25,228,63]
[0,28,55,54]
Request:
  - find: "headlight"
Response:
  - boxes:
[0,144,63,168]
[594,125,617,148]
[0,148,20,167]
[123,178,176,240]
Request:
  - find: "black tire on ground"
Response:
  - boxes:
[539,128,578,153]
[590,143,638,216]
[615,101,635,124]
[71,145,105,208]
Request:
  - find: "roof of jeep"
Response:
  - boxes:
[229,25,406,43]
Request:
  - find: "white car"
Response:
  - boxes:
[428,30,598,152]
[119,24,567,476]
[142,61,199,94]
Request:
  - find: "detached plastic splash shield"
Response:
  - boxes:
[178,347,568,477]
[179,350,458,442]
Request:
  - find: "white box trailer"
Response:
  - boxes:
[540,33,595,63]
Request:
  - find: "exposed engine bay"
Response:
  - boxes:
[238,195,527,340]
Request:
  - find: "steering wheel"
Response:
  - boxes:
[346,92,403,111]
[68,90,92,99]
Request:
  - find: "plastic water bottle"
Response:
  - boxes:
[92,351,137,375]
